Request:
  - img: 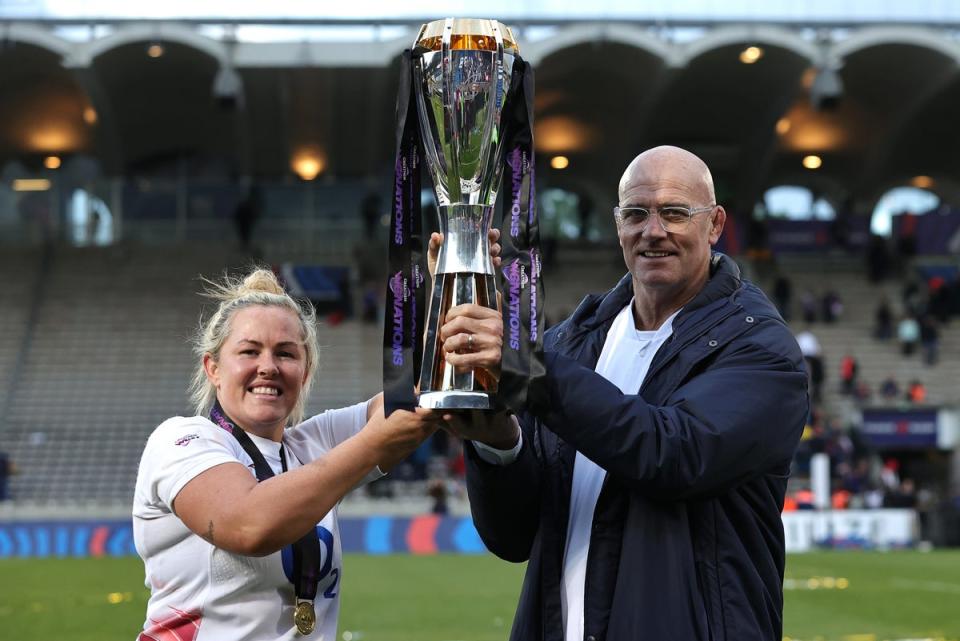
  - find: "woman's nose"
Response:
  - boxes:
[257,355,279,376]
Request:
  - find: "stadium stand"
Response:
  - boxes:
[0,242,384,505]
[763,253,960,417]
[2,237,957,528]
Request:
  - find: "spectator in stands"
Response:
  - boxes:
[538,198,560,268]
[852,380,872,403]
[880,458,901,491]
[800,289,818,323]
[360,192,381,240]
[821,290,843,323]
[576,191,594,240]
[841,458,870,496]
[896,211,918,266]
[796,326,825,403]
[906,379,927,404]
[773,273,792,322]
[839,353,858,395]
[902,279,925,317]
[927,276,951,324]
[884,478,918,509]
[427,479,449,515]
[920,314,940,366]
[864,485,885,509]
[948,276,960,319]
[874,297,894,340]
[830,214,851,251]
[793,487,816,510]
[360,286,380,324]
[132,266,502,640]
[898,314,920,356]
[831,489,851,510]
[233,184,263,254]
[0,451,14,501]
[879,376,900,402]
[866,234,890,282]
[746,216,770,257]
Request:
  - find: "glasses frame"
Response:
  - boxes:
[613,204,716,233]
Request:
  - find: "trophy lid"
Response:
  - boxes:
[414,18,519,54]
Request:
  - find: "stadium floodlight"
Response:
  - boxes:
[213,64,244,112]
[810,65,843,111]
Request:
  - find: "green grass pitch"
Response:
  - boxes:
[0,551,957,640]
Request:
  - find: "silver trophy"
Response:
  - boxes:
[413,18,518,409]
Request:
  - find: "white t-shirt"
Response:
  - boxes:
[561,304,677,641]
[132,401,372,641]
[795,330,821,357]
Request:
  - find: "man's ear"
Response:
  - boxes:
[709,206,727,245]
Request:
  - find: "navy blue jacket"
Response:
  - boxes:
[466,254,808,641]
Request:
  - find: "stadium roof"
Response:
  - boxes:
[2,5,960,214]
[5,0,960,25]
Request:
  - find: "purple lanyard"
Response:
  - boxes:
[209,401,322,605]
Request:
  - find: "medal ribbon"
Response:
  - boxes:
[209,402,323,616]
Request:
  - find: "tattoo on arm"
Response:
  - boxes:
[202,520,215,545]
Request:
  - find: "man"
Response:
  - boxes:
[450,146,808,641]
[0,450,13,501]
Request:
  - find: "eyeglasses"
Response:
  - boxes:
[613,204,715,233]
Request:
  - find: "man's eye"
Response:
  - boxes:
[660,208,689,223]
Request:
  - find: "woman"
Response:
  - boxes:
[132,260,501,640]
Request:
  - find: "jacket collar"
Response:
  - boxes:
[566,252,741,335]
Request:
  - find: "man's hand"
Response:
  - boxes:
[440,302,503,378]
[442,410,520,451]
[428,228,502,279]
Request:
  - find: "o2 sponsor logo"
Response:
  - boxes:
[282,525,340,599]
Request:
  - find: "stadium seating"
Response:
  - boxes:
[2,240,955,510]
[761,253,960,417]
[0,242,383,505]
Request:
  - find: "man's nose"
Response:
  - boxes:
[643,212,670,237]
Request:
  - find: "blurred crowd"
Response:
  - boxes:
[788,410,927,512]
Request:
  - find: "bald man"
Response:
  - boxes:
[454,146,808,641]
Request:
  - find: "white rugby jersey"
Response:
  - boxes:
[133,401,372,641]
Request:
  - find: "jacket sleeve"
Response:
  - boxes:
[534,330,808,501]
[464,416,542,562]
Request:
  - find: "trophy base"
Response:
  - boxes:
[418,391,492,410]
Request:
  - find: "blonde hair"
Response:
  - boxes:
[188,267,319,426]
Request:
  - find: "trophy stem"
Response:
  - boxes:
[418,272,499,410]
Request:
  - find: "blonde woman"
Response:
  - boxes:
[132,267,501,640]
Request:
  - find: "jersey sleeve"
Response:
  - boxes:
[135,416,243,514]
[285,400,370,459]
[284,401,385,486]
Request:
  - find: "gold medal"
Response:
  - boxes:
[294,600,316,635]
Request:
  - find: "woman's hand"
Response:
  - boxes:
[360,406,442,471]
[428,227,502,279]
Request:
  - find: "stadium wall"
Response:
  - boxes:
[0,511,920,558]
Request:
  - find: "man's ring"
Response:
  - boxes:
[467,334,475,351]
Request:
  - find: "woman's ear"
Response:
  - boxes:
[203,353,220,388]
